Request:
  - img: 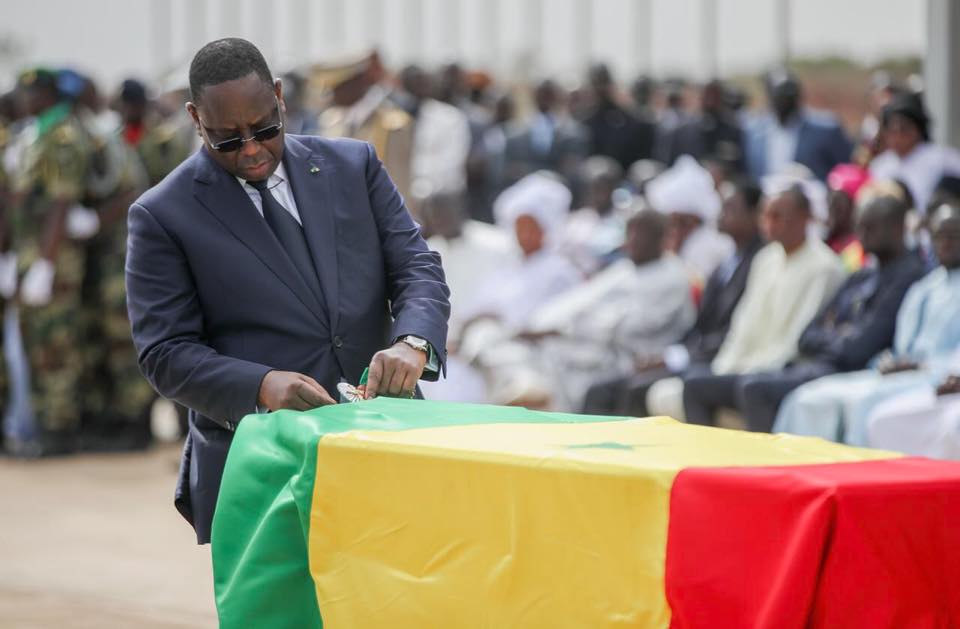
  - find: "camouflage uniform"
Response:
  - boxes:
[76,112,156,442]
[136,118,192,187]
[0,121,11,412]
[7,100,90,448]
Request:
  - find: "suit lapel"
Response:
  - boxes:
[191,148,329,328]
[284,136,341,332]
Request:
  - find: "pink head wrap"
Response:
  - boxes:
[827,164,871,201]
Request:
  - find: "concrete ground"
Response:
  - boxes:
[0,444,218,628]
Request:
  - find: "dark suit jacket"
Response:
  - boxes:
[743,111,852,181]
[125,135,450,543]
[502,115,588,188]
[659,113,744,172]
[797,252,925,371]
[684,237,764,365]
[583,101,657,171]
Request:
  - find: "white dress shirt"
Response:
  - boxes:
[411,98,471,193]
[766,119,800,177]
[238,162,302,225]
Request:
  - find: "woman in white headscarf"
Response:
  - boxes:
[459,172,582,332]
[645,155,735,284]
[430,172,582,404]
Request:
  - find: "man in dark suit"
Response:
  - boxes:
[659,80,744,173]
[502,79,588,190]
[581,176,765,416]
[743,70,852,181]
[582,64,656,172]
[125,39,450,544]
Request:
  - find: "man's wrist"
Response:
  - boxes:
[398,335,429,353]
[395,335,439,375]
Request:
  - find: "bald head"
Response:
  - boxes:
[762,185,810,252]
[856,195,908,262]
[931,204,960,269]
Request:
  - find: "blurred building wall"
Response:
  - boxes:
[0,0,928,91]
[926,0,960,148]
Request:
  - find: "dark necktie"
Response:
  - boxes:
[247,178,325,304]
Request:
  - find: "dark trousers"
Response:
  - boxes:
[582,367,674,416]
[683,361,837,432]
[738,361,837,432]
[682,368,743,427]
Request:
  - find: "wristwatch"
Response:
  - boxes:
[399,335,430,354]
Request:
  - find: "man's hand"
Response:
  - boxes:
[937,375,960,397]
[514,328,561,342]
[635,355,667,372]
[258,370,337,411]
[364,342,428,399]
[877,358,920,375]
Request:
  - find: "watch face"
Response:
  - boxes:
[404,337,427,350]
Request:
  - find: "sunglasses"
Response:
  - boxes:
[199,98,283,153]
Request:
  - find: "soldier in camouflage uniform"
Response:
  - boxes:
[118,79,193,188]
[3,68,91,455]
[117,80,196,440]
[0,95,17,416]
[65,75,157,449]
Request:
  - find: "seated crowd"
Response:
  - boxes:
[419,73,960,462]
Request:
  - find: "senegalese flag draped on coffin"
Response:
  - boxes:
[212,398,960,628]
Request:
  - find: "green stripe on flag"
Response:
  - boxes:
[211,398,634,628]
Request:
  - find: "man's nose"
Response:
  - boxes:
[241,138,261,157]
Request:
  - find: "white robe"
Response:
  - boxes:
[420,222,519,403]
[561,207,629,275]
[647,239,845,420]
[867,389,960,460]
[427,220,519,336]
[678,226,735,286]
[460,249,582,335]
[528,255,695,411]
[712,239,845,375]
[448,249,582,404]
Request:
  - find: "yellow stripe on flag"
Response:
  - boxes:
[308,417,897,627]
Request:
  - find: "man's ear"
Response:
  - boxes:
[274,78,286,114]
[185,102,202,136]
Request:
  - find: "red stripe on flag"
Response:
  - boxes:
[665,457,960,628]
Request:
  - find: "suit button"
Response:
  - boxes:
[333,336,343,349]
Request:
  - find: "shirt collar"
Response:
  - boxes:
[238,161,287,190]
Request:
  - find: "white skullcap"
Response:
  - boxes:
[493,171,572,239]
[645,155,721,222]
[762,164,828,222]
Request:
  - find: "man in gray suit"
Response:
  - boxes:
[125,38,450,543]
